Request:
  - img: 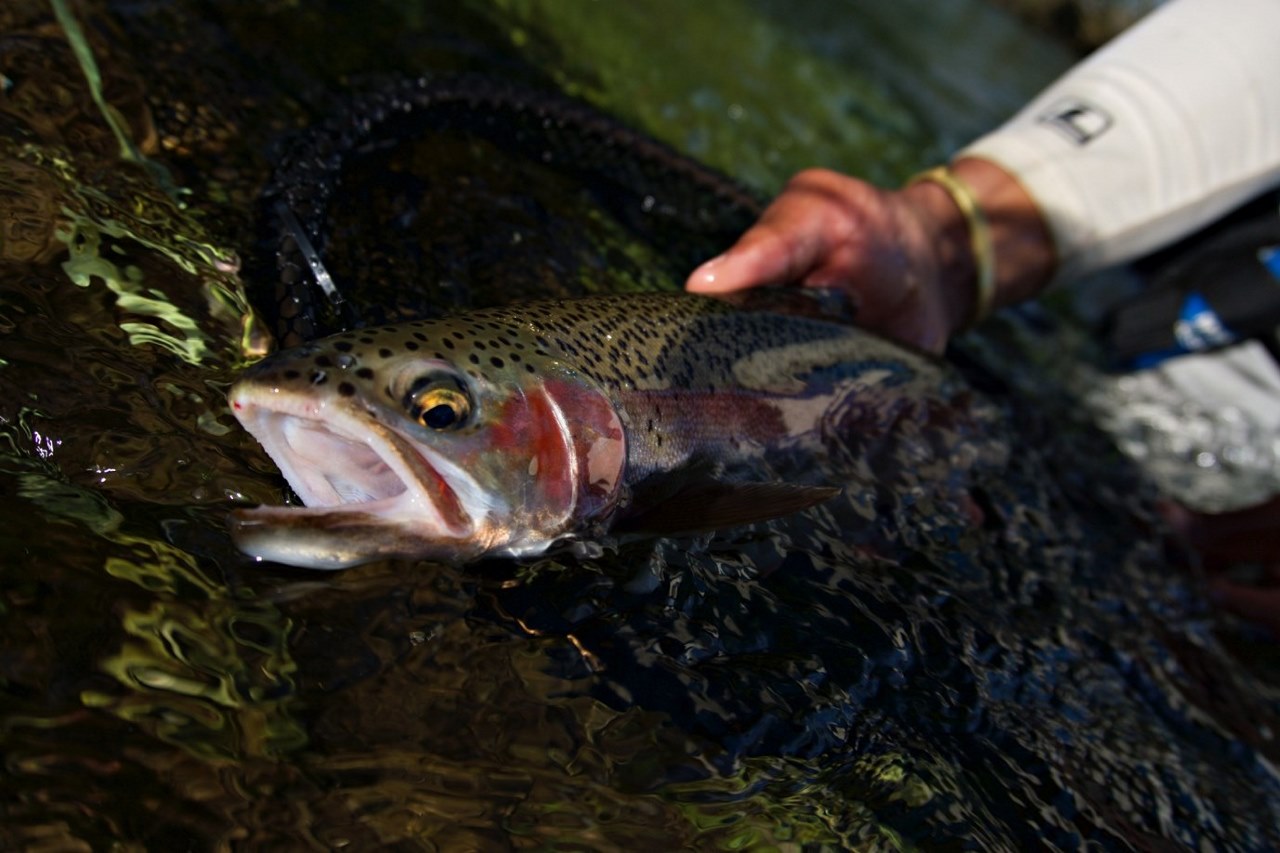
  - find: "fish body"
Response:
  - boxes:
[228,292,949,568]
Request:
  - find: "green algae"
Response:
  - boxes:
[481,0,931,192]
[476,0,1073,192]
[50,0,180,197]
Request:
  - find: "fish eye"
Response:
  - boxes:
[404,377,472,430]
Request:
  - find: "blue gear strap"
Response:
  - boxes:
[1259,244,1280,280]
[1174,291,1238,353]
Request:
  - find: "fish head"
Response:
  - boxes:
[227,317,626,568]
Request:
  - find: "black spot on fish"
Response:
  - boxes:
[443,339,455,350]
[525,363,536,373]
[333,341,353,353]
[315,355,333,368]
[405,341,419,351]
[475,342,487,351]
[379,348,393,359]
[338,382,356,397]
[356,367,374,380]
[510,353,521,363]
[490,357,504,368]
[284,369,300,380]
[469,353,480,365]
[359,336,374,345]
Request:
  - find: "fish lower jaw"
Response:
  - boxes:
[228,504,489,568]
[228,493,574,568]
[249,464,477,543]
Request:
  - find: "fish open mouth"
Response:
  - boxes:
[258,413,411,505]
[229,390,472,539]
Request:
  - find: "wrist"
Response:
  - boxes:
[902,157,1057,337]
[951,157,1056,308]
[899,176,984,337]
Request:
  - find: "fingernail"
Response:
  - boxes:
[687,256,724,290]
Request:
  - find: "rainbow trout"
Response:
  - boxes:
[229,292,954,568]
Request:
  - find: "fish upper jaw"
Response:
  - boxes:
[227,382,496,568]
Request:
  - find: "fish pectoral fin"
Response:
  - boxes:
[615,481,840,536]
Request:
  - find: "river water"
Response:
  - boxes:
[1,0,1278,849]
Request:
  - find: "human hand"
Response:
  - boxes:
[686,160,1056,353]
[687,169,961,352]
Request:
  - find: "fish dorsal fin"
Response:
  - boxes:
[614,481,840,536]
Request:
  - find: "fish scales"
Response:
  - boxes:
[228,292,951,568]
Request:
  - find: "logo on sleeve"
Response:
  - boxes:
[1038,97,1113,145]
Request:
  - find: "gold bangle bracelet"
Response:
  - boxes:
[908,165,996,330]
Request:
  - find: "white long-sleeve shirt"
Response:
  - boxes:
[962,0,1280,282]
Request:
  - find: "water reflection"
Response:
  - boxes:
[0,0,1278,849]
